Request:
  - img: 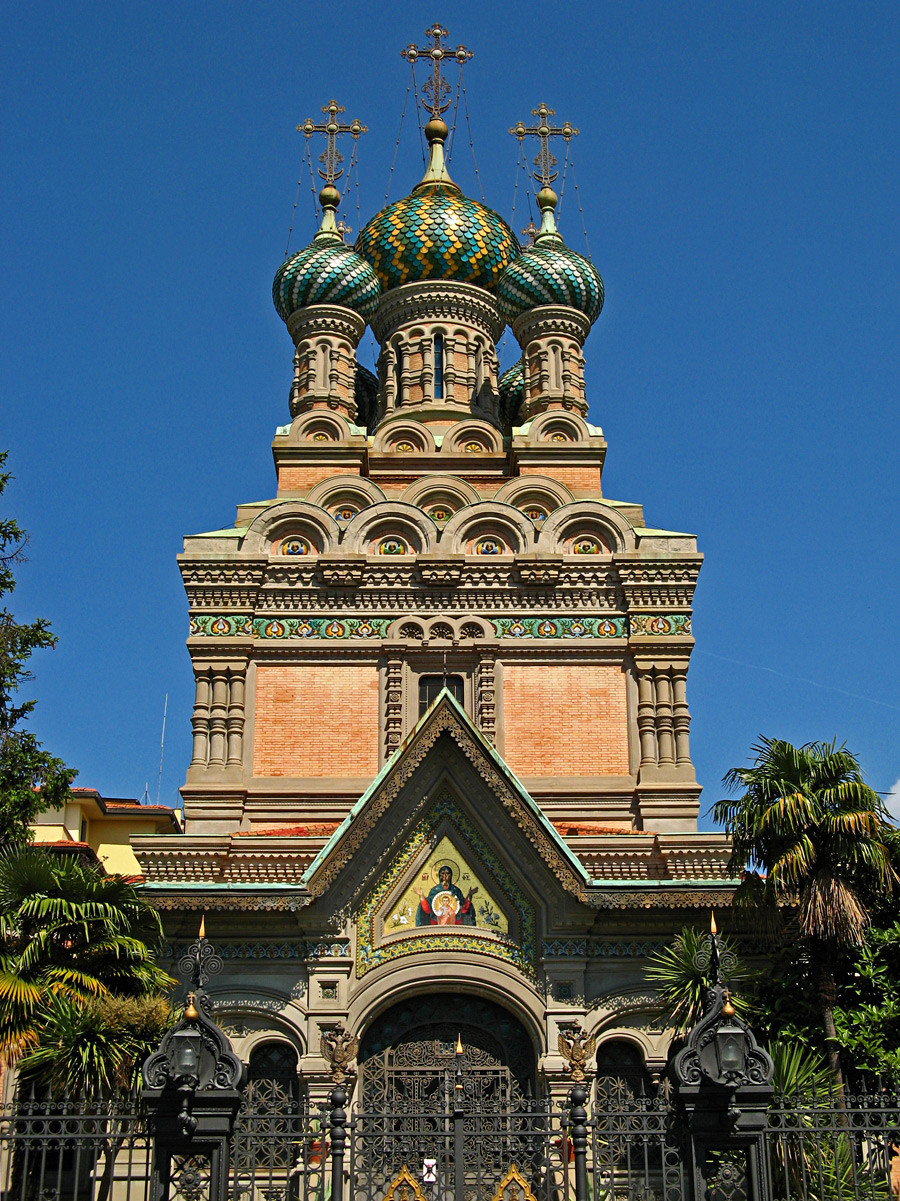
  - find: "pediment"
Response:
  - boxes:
[302,692,588,974]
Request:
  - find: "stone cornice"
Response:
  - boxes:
[285,304,365,345]
[511,305,592,348]
[370,280,503,343]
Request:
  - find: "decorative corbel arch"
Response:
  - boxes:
[440,502,536,556]
[441,418,504,455]
[526,410,592,445]
[285,409,355,445]
[242,501,341,555]
[537,501,635,555]
[342,501,438,556]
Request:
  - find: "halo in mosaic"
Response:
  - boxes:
[496,240,604,325]
[355,184,519,293]
[272,238,381,323]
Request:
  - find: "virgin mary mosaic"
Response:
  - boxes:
[388,837,509,936]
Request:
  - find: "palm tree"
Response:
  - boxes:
[714,737,897,1090]
[646,925,754,1033]
[0,846,174,1062]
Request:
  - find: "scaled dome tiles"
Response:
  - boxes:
[273,239,382,323]
[356,185,519,293]
[497,241,604,325]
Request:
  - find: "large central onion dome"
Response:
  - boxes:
[496,187,604,326]
[273,185,382,323]
[355,118,518,294]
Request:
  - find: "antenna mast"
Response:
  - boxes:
[156,693,168,804]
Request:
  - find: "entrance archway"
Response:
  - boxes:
[358,992,536,1112]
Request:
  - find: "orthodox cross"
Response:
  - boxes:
[402,23,473,118]
[521,219,539,247]
[297,99,367,186]
[510,103,579,188]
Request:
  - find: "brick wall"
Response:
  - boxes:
[517,464,603,495]
[253,665,380,777]
[277,465,357,492]
[502,662,630,776]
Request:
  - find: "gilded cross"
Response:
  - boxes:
[401,23,473,118]
[510,103,579,187]
[297,99,367,186]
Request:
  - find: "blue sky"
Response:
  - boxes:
[3,1,898,824]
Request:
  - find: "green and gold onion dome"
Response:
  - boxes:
[496,187,604,326]
[355,118,518,294]
[273,185,382,324]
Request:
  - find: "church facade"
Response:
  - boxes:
[133,31,734,1108]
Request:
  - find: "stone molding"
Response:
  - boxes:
[370,280,503,344]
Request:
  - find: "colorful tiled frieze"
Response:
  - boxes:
[190,615,391,639]
[357,794,536,979]
[629,613,692,636]
[491,616,627,639]
[189,613,691,639]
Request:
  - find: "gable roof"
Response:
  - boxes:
[302,688,589,900]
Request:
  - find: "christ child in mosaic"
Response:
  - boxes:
[415,866,477,926]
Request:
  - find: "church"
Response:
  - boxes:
[133,24,735,1111]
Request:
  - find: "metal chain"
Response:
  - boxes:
[570,163,594,261]
[384,67,413,203]
[283,169,303,259]
[305,136,319,225]
[557,141,570,223]
[461,75,485,202]
[412,70,426,167]
[446,69,463,163]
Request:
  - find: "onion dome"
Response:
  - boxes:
[499,358,524,418]
[273,185,382,323]
[496,187,604,326]
[355,118,518,294]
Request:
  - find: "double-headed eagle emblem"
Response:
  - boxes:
[321,1023,359,1084]
[558,1022,596,1083]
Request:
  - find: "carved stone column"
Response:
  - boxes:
[384,656,404,760]
[225,669,246,768]
[207,672,229,767]
[672,667,692,767]
[190,669,211,767]
[654,669,675,766]
[636,667,658,769]
[476,653,497,744]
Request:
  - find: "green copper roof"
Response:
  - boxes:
[496,237,604,325]
[355,183,519,294]
[273,236,381,322]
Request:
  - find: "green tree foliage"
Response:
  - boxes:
[19,992,174,1096]
[714,737,897,1090]
[646,926,754,1032]
[0,452,75,847]
[0,846,175,1061]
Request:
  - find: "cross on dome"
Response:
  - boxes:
[401,22,473,119]
[297,99,367,188]
[510,102,579,189]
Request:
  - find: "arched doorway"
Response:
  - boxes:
[358,993,536,1112]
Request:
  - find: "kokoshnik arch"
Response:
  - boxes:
[133,23,737,1106]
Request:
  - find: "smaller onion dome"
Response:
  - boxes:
[499,358,524,419]
[273,185,382,323]
[496,187,604,326]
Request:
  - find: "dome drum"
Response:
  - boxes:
[511,306,591,421]
[286,306,367,422]
[371,283,504,428]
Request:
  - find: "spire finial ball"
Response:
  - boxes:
[319,184,341,211]
[537,186,558,212]
[425,117,449,144]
